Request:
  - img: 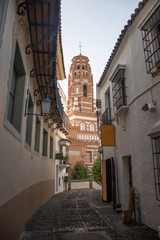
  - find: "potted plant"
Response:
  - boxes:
[115,203,122,213]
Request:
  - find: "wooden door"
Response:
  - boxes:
[102,158,116,208]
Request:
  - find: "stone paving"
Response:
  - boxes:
[19,189,159,240]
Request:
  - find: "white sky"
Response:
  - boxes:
[60,0,141,98]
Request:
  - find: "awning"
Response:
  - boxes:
[17,0,63,124]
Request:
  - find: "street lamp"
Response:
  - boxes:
[41,94,52,115]
[25,90,52,116]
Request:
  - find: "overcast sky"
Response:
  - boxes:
[60,0,141,98]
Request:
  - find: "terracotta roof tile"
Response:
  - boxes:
[59,0,66,78]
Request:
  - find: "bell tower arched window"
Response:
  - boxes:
[80,123,85,130]
[83,85,87,97]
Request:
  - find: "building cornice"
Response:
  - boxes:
[69,115,97,121]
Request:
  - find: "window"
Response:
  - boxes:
[0,1,5,27]
[151,136,160,201]
[90,124,94,131]
[59,177,61,186]
[25,93,33,146]
[75,87,79,94]
[74,96,78,105]
[35,116,41,152]
[0,0,8,44]
[82,66,84,70]
[102,89,111,124]
[77,66,80,70]
[43,129,48,156]
[102,88,112,125]
[112,68,127,113]
[50,136,53,159]
[80,123,85,130]
[83,85,87,97]
[86,151,92,163]
[141,6,160,74]
[93,151,98,160]
[7,42,25,133]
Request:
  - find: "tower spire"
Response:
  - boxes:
[79,42,82,55]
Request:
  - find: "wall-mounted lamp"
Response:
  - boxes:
[41,94,52,116]
[25,89,52,116]
[141,101,156,113]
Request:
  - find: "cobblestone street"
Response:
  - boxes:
[19,189,159,240]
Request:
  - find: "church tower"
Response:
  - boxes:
[67,53,99,170]
[68,54,95,115]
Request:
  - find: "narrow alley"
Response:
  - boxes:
[19,189,158,240]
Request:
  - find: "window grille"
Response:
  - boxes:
[151,136,160,201]
[141,6,160,74]
[112,69,127,112]
[101,108,112,125]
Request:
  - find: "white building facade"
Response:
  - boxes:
[97,0,160,231]
[0,1,68,239]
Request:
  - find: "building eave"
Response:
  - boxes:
[97,0,149,87]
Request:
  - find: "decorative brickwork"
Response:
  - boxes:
[68,54,99,170]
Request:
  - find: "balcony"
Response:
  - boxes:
[17,0,64,124]
[101,108,112,125]
[55,153,69,168]
[59,112,69,135]
[59,158,70,169]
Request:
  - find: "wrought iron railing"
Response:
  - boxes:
[112,76,127,112]
[101,108,112,125]
[59,111,69,134]
[141,6,160,74]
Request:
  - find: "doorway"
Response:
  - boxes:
[122,156,133,208]
[102,158,116,208]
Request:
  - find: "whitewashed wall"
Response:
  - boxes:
[97,0,160,230]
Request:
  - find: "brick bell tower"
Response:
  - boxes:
[67,51,99,170]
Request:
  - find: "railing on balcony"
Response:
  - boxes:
[101,108,112,125]
[55,153,63,160]
[59,111,69,134]
[59,160,67,165]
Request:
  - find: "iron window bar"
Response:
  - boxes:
[151,136,160,201]
[112,77,127,111]
[141,6,160,74]
[101,108,112,125]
